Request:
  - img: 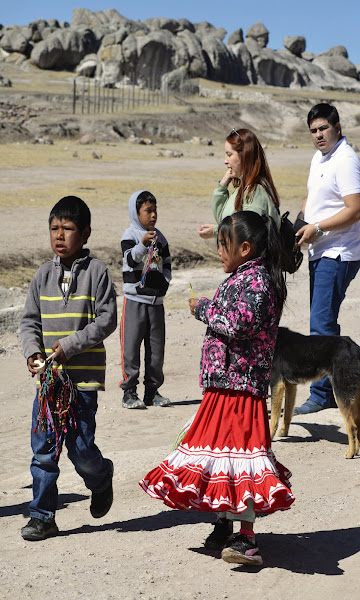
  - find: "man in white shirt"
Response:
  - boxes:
[295,103,360,414]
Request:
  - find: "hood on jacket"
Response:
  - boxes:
[128,190,148,232]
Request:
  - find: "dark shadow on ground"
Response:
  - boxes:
[0,492,88,518]
[57,510,360,574]
[271,420,349,446]
[170,398,202,406]
[191,527,360,575]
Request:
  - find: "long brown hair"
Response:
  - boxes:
[226,129,280,211]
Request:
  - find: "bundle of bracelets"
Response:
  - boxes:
[139,239,156,289]
[33,360,77,458]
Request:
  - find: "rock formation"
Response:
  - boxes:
[0,8,359,91]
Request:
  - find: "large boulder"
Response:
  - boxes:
[194,21,226,41]
[229,42,257,85]
[201,34,244,83]
[313,54,358,79]
[71,8,125,29]
[0,26,32,55]
[30,27,99,70]
[245,22,269,48]
[283,35,306,57]
[322,45,348,58]
[98,28,206,87]
[176,30,207,78]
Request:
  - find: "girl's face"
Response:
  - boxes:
[217,233,252,273]
[224,141,241,178]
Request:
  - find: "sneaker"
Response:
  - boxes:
[144,390,171,407]
[293,398,325,415]
[122,388,146,409]
[204,519,234,550]
[21,517,59,541]
[221,533,263,566]
[90,459,114,519]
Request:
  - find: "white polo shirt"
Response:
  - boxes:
[305,136,360,261]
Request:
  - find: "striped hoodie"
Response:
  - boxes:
[121,190,171,305]
[20,250,117,391]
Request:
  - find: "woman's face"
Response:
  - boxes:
[224,141,241,178]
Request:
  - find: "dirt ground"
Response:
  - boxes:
[1,134,360,598]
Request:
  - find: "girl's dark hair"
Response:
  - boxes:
[49,196,91,232]
[218,211,287,314]
[226,128,280,212]
[136,191,157,214]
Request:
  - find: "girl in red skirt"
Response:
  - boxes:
[139,211,294,566]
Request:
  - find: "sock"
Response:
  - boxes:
[239,528,255,538]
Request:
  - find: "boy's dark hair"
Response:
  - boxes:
[136,191,156,214]
[218,211,287,315]
[49,196,91,232]
[307,103,340,128]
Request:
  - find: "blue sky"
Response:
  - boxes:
[2,1,359,65]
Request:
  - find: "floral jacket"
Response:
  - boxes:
[194,257,279,398]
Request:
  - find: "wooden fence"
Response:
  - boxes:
[72,77,196,114]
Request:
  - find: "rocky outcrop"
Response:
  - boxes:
[1,9,359,91]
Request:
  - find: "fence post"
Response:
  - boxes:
[72,79,76,114]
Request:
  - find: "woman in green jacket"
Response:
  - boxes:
[198,128,281,239]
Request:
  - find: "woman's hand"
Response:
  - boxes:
[188,298,199,315]
[197,224,215,239]
[219,168,233,187]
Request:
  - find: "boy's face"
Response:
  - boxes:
[138,201,157,230]
[50,217,90,267]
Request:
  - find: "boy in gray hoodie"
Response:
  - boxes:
[20,196,117,540]
[120,190,172,409]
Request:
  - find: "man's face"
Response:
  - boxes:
[309,117,341,155]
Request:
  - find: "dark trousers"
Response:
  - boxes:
[120,298,165,392]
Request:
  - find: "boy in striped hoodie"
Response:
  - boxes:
[20,196,117,541]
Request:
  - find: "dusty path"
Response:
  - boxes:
[1,143,359,599]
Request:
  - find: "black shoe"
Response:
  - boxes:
[144,389,171,407]
[122,388,146,409]
[221,533,263,565]
[204,519,234,550]
[21,517,59,541]
[90,459,114,519]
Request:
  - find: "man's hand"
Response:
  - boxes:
[51,341,67,365]
[296,223,318,245]
[188,298,199,316]
[141,230,157,247]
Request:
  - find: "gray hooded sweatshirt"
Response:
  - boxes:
[121,190,171,305]
[20,250,117,391]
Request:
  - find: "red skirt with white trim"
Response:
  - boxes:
[139,388,294,515]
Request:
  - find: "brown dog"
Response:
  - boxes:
[270,327,360,458]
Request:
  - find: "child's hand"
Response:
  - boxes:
[27,353,46,377]
[51,341,67,365]
[142,230,157,247]
[188,298,199,316]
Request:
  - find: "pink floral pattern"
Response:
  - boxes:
[195,257,279,397]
